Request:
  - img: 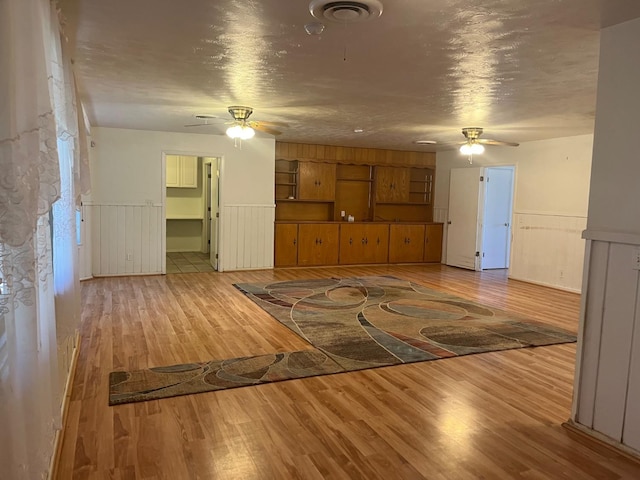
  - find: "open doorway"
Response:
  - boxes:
[203,158,220,270]
[163,154,221,273]
[445,165,515,271]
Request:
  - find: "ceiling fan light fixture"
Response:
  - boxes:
[226,124,255,140]
[460,143,484,155]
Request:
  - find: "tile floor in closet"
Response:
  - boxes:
[166,252,215,273]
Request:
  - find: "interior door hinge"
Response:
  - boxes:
[215,254,218,259]
[479,176,484,182]
[475,251,480,257]
[215,212,219,218]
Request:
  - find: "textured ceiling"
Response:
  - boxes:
[59,0,640,151]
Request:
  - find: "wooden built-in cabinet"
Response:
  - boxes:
[274,222,442,267]
[297,224,340,266]
[273,142,441,267]
[424,223,443,263]
[274,223,298,267]
[339,223,389,265]
[375,166,410,203]
[389,224,425,263]
[298,162,336,201]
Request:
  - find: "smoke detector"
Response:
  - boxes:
[309,0,383,23]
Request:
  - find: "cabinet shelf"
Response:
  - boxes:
[276,182,297,186]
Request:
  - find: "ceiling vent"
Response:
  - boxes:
[309,0,383,23]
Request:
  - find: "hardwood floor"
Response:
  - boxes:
[55,265,640,479]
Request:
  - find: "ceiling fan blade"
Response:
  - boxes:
[477,139,520,147]
[250,120,290,128]
[184,123,218,127]
[252,124,282,136]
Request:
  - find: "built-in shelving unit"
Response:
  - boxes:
[273,142,442,267]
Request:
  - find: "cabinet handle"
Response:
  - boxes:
[319,238,323,245]
[293,239,297,245]
[377,237,380,245]
[364,238,368,245]
[349,238,353,245]
[315,238,319,245]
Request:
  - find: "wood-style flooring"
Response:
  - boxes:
[55,265,640,479]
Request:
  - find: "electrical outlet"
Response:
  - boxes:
[633,247,640,270]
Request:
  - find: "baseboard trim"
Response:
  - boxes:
[562,420,640,465]
[507,275,582,294]
[48,331,82,480]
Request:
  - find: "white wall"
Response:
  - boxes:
[573,17,640,455]
[436,134,593,292]
[86,127,275,273]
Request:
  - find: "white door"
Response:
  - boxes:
[482,167,514,269]
[209,159,220,270]
[446,167,484,270]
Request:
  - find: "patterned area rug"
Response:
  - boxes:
[109,276,576,405]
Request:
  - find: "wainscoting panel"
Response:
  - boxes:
[574,232,640,453]
[592,242,637,439]
[89,204,163,276]
[220,205,275,271]
[510,213,587,292]
[575,240,609,428]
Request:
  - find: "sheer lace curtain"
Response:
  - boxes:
[0,0,89,478]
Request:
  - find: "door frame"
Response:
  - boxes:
[161,150,225,274]
[481,166,515,270]
[445,164,516,271]
[203,158,221,270]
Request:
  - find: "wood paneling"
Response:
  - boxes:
[575,240,609,428]
[220,205,275,271]
[574,234,640,453]
[592,243,637,440]
[90,204,163,276]
[274,223,298,267]
[335,180,372,222]
[275,201,333,221]
[56,265,640,480]
[276,141,436,167]
[389,224,425,263]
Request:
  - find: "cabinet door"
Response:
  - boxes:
[298,162,336,201]
[389,224,425,263]
[362,224,389,264]
[424,224,443,263]
[339,224,367,264]
[180,156,198,188]
[166,155,180,187]
[339,224,389,264]
[298,224,339,266]
[375,167,409,203]
[275,223,298,267]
